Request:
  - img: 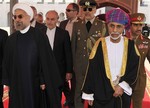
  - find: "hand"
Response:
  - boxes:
[66,73,72,81]
[88,100,93,106]
[113,85,124,97]
[5,85,9,91]
[3,85,9,97]
[40,84,46,90]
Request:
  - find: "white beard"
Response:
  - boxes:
[110,32,122,40]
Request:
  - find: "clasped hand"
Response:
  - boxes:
[113,85,124,97]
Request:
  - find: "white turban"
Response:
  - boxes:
[12,3,33,21]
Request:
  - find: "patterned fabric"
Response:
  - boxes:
[106,8,130,27]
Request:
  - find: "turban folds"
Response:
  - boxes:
[12,3,33,21]
[106,8,130,27]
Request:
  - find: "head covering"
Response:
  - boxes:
[38,12,43,16]
[106,8,130,27]
[12,3,33,21]
[79,0,97,7]
[130,13,146,24]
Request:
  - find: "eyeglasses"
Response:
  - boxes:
[66,9,75,12]
[13,14,23,20]
[83,7,93,12]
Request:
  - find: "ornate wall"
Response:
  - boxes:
[78,0,138,14]
[96,0,138,14]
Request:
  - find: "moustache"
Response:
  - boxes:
[15,22,22,26]
[110,32,120,35]
[135,30,141,32]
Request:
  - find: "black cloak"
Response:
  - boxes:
[2,27,63,108]
[82,37,140,108]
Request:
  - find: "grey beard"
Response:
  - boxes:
[110,33,122,40]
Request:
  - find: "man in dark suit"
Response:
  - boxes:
[59,3,79,39]
[43,10,73,108]
[30,6,46,30]
[59,3,79,107]
[0,28,8,108]
[37,12,44,24]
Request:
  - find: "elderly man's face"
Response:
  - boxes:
[13,9,30,30]
[45,11,58,30]
[108,22,125,38]
[82,6,96,20]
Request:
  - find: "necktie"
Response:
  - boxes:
[86,21,92,32]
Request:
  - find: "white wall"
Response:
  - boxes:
[138,1,150,24]
[0,3,9,27]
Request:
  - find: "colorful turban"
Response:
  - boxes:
[12,3,33,21]
[106,8,130,27]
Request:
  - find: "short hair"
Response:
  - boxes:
[38,12,43,16]
[69,3,79,12]
[30,6,37,12]
[46,10,59,19]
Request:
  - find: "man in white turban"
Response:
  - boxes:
[2,3,62,108]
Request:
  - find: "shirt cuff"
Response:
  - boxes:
[82,92,94,100]
[119,81,132,96]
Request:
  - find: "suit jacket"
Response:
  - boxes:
[42,27,73,80]
[0,29,7,108]
[0,29,8,81]
[35,21,47,31]
[59,20,69,30]
[59,18,81,30]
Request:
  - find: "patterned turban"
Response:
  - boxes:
[106,8,130,27]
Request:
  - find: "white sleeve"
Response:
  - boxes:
[82,92,94,100]
[118,81,132,96]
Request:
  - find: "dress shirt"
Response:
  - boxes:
[46,27,56,50]
[85,17,95,24]
[65,17,78,38]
